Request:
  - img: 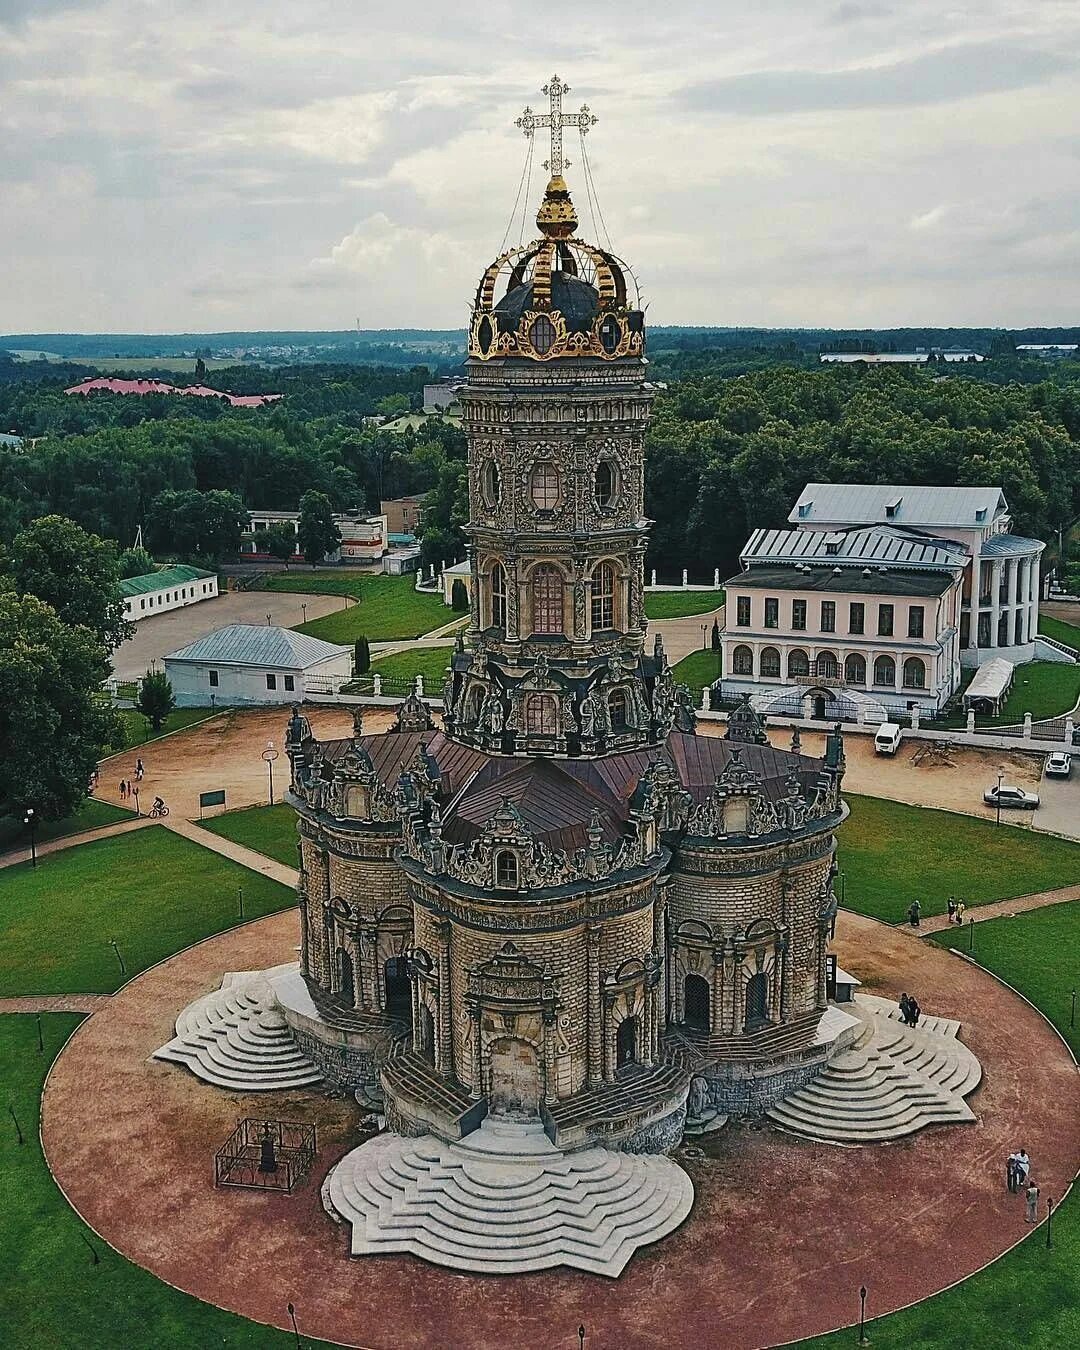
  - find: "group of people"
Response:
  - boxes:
[946,897,968,926]
[1007,1148,1040,1223]
[898,992,921,1027]
[118,759,145,801]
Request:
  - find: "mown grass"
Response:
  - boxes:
[837,794,1080,924]
[991,661,1080,722]
[198,802,299,869]
[0,798,131,855]
[672,647,723,692]
[370,644,454,685]
[644,589,725,619]
[0,829,294,996]
[1039,613,1080,652]
[261,573,449,641]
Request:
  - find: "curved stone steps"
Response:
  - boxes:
[324,1119,694,1277]
[154,965,322,1093]
[765,994,981,1144]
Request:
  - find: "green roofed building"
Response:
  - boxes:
[120,564,219,623]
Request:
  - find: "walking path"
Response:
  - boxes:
[0,815,154,871]
[163,817,299,888]
[909,882,1080,935]
[0,994,111,1014]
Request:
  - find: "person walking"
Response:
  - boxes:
[1007,1151,1020,1193]
[947,897,957,924]
[135,758,144,782]
[956,899,966,926]
[899,993,912,1025]
[1016,1149,1031,1185]
[909,996,921,1028]
[1025,1179,1040,1224]
[907,899,922,928]
[119,779,127,800]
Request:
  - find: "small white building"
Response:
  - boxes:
[441,560,472,605]
[120,565,218,623]
[164,625,353,707]
[241,509,388,563]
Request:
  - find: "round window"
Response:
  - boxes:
[529,315,556,355]
[482,459,501,506]
[530,461,560,510]
[594,459,616,507]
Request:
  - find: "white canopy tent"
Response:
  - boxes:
[962,658,1014,715]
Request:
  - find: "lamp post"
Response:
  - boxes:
[700,622,707,650]
[995,770,1004,827]
[287,1302,301,1350]
[132,785,140,818]
[23,808,37,869]
[263,740,279,805]
[301,602,308,624]
[858,1285,869,1345]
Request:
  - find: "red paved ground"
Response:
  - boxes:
[41,911,1080,1350]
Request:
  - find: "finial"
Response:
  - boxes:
[537,175,578,239]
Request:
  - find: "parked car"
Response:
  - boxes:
[1044,752,1072,778]
[983,783,1040,809]
[874,722,902,755]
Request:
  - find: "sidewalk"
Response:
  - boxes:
[164,817,299,888]
[0,994,112,1014]
[906,882,1080,935]
[0,815,154,871]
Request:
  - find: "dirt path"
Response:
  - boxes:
[0,994,110,1014]
[908,883,1080,935]
[651,603,726,663]
[40,908,1080,1350]
[165,818,299,888]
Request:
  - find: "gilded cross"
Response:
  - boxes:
[516,75,597,176]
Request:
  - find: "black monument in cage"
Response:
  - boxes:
[215,1118,317,1193]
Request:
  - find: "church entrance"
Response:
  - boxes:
[745,972,769,1028]
[683,974,710,1031]
[488,1038,540,1117]
[417,1003,435,1063]
[616,1016,639,1068]
[384,955,411,1021]
[337,949,355,1008]
[812,693,828,720]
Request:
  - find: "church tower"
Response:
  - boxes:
[442,79,680,758]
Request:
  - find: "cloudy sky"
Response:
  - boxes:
[3,0,1079,332]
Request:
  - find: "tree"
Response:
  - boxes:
[116,545,156,579]
[353,636,371,675]
[297,490,341,565]
[263,521,297,565]
[135,670,175,732]
[8,514,131,651]
[0,589,122,822]
[145,488,249,563]
[451,578,469,612]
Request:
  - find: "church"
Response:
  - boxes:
[158,78,981,1276]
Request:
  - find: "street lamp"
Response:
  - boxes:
[301,602,308,624]
[266,612,273,627]
[132,786,140,818]
[995,770,1004,827]
[700,622,707,650]
[263,740,279,805]
[23,808,37,868]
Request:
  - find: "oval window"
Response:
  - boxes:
[530,462,560,510]
[477,315,494,355]
[529,315,556,355]
[594,459,615,507]
[483,459,501,506]
[599,315,620,354]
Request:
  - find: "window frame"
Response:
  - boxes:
[907,605,924,639]
[529,461,560,511]
[764,597,779,630]
[821,600,836,633]
[736,595,751,627]
[878,603,894,637]
[591,562,616,631]
[791,598,807,632]
[530,564,564,635]
[849,601,864,635]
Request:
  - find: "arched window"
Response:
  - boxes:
[616,1016,639,1067]
[683,974,710,1030]
[529,315,556,354]
[490,562,507,630]
[525,694,557,735]
[482,459,501,506]
[874,655,896,687]
[591,562,616,630]
[845,653,866,684]
[609,689,629,731]
[732,644,754,676]
[903,656,926,689]
[594,459,615,507]
[760,646,781,678]
[531,565,564,635]
[529,462,560,510]
[745,972,769,1026]
[477,315,494,355]
[788,649,810,679]
[816,651,839,680]
[495,851,519,889]
[599,315,620,354]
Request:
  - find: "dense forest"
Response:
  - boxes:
[1,348,1078,581]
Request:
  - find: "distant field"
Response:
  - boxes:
[12,351,252,373]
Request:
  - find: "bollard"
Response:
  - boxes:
[373,673,382,696]
[416,675,425,697]
[966,709,975,734]
[1023,711,1033,738]
[681,568,688,587]
[649,569,657,587]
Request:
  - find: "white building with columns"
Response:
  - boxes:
[788,485,1046,669]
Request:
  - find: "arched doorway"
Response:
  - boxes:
[616,1017,639,1068]
[683,974,710,1031]
[745,972,769,1027]
[812,692,828,720]
[417,1003,435,1063]
[488,1037,540,1117]
[337,949,355,1008]
[384,955,411,1021]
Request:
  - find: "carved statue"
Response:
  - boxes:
[674,684,696,733]
[479,691,504,735]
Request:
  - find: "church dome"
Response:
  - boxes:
[469,176,645,363]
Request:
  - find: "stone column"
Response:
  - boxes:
[652,885,668,1032]
[1009,557,1020,645]
[298,894,310,977]
[586,925,602,1087]
[991,560,1003,651]
[362,925,380,1011]
[318,903,332,989]
[710,949,724,1034]
[541,1010,557,1103]
[436,920,454,1079]
[471,1006,484,1097]
[1029,556,1040,647]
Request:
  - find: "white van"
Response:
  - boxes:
[874,722,902,755]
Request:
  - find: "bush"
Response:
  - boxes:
[353,636,371,675]
[451,578,469,612]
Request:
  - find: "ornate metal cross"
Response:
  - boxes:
[516,75,597,176]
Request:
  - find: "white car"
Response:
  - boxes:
[983,783,1040,810]
[1045,752,1072,779]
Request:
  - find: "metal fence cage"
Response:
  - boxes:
[214,1118,317,1194]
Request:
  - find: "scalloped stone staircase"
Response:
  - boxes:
[154,965,322,1092]
[323,1116,694,1277]
[765,993,981,1144]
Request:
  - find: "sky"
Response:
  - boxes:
[3,0,1080,332]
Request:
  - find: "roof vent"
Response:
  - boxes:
[975,507,987,522]
[797,501,812,518]
[884,496,902,519]
[833,566,842,574]
[862,567,872,576]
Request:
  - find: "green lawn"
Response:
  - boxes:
[672,648,723,692]
[262,573,449,642]
[113,706,217,749]
[371,644,454,685]
[0,830,294,996]
[802,902,1080,1349]
[837,794,1080,924]
[0,798,132,854]
[0,1014,342,1350]
[1039,614,1080,652]
[198,803,299,869]
[993,661,1080,722]
[644,589,725,619]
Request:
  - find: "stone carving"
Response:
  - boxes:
[725,695,768,746]
[392,692,435,733]
[674,684,696,733]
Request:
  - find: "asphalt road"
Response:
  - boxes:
[1033,766,1080,841]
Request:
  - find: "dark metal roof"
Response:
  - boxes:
[493,272,600,333]
[726,566,957,598]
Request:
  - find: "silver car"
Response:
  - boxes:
[1045,752,1072,779]
[983,783,1040,809]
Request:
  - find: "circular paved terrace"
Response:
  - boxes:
[42,910,1080,1350]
